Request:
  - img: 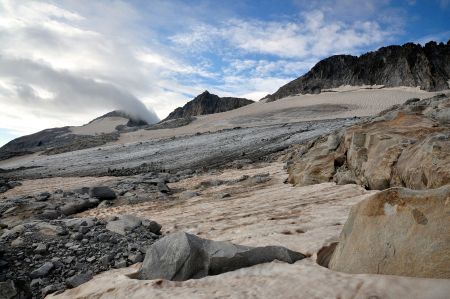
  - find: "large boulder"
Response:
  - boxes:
[329,186,450,278]
[138,232,305,281]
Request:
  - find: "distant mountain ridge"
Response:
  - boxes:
[163,91,254,121]
[0,110,147,161]
[266,40,450,101]
[89,110,148,127]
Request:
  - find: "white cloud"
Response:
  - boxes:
[170,10,395,60]
[0,0,408,144]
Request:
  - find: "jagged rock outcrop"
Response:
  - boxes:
[267,41,450,101]
[163,91,253,121]
[137,232,305,281]
[287,94,450,190]
[329,186,450,278]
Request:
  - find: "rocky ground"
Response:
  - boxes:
[1,92,449,299]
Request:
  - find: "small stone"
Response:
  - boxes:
[142,219,162,234]
[100,254,112,267]
[71,232,83,241]
[96,233,110,242]
[79,226,90,234]
[216,192,231,199]
[114,259,127,268]
[34,243,47,254]
[37,192,51,201]
[86,256,96,263]
[128,252,143,264]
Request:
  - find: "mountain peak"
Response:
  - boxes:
[163,92,254,121]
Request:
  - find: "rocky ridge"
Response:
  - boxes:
[163,91,254,121]
[287,93,450,190]
[267,41,450,101]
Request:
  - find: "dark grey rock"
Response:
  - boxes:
[37,192,51,202]
[89,186,116,200]
[70,232,83,241]
[41,209,59,219]
[142,219,162,235]
[30,261,54,278]
[157,182,170,193]
[138,232,305,281]
[96,233,110,242]
[30,278,42,288]
[65,272,93,289]
[34,243,47,254]
[100,254,112,267]
[128,252,143,264]
[114,260,127,268]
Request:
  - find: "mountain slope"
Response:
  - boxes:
[163,91,254,121]
[266,40,450,101]
[0,110,148,160]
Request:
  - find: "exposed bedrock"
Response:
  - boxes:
[328,186,450,279]
[287,94,450,190]
[137,232,306,281]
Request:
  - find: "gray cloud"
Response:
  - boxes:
[0,56,159,124]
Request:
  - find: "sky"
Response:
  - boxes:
[0,0,449,146]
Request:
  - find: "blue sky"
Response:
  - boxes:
[0,0,449,146]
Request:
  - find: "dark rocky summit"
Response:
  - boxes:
[163,91,254,121]
[137,232,305,281]
[267,40,450,101]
